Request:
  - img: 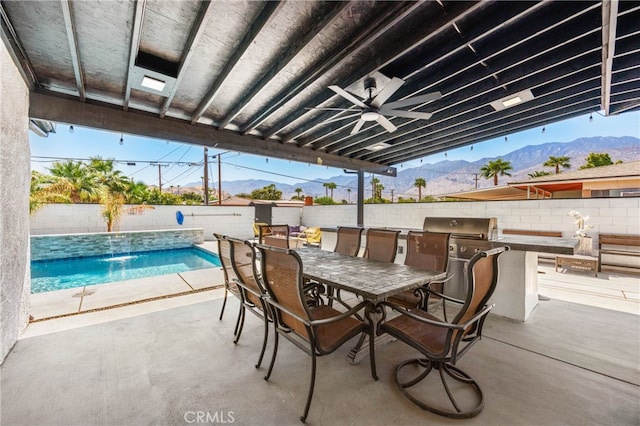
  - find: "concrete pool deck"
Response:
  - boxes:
[28,242,224,325]
[24,242,638,339]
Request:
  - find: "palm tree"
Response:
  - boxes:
[544,156,571,174]
[322,182,330,197]
[375,182,384,200]
[29,171,73,214]
[370,177,380,202]
[480,159,513,186]
[124,180,149,204]
[326,182,337,200]
[294,187,303,200]
[347,188,352,204]
[414,177,426,201]
[48,160,96,202]
[528,170,552,178]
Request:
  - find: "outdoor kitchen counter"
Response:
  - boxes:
[319,227,578,322]
[489,234,577,254]
[319,227,578,255]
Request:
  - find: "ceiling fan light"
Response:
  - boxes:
[361,110,379,121]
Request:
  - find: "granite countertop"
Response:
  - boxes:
[320,227,578,255]
[487,235,577,254]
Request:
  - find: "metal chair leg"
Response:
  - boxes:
[219,287,228,320]
[255,313,269,369]
[394,358,484,419]
[300,350,317,423]
[233,306,245,344]
[264,322,279,381]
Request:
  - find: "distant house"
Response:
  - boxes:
[441,161,640,201]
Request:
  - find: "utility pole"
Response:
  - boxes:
[203,147,209,205]
[390,189,394,203]
[474,173,480,189]
[150,162,168,191]
[218,153,222,206]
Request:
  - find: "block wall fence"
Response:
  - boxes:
[30,198,640,244]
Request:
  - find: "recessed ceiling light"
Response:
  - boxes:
[366,142,391,151]
[141,76,166,92]
[490,89,534,111]
[502,96,522,107]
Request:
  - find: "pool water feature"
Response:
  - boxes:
[31,247,221,294]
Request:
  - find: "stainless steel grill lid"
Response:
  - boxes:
[423,217,497,240]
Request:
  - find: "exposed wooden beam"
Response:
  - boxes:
[239,1,420,134]
[268,1,489,142]
[29,92,396,176]
[123,0,146,111]
[335,39,602,158]
[311,3,600,153]
[160,0,212,118]
[190,1,282,124]
[367,67,601,162]
[60,0,85,102]
[601,0,619,115]
[216,1,349,130]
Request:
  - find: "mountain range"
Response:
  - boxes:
[183,136,640,201]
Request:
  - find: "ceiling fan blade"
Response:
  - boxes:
[381,91,441,110]
[305,107,357,111]
[376,115,397,133]
[370,77,404,108]
[380,109,433,120]
[321,112,362,125]
[329,85,368,108]
[350,119,366,135]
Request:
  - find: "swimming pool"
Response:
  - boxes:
[31,247,221,293]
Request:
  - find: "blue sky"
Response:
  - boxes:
[30,111,639,187]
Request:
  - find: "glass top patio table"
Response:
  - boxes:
[294,247,447,303]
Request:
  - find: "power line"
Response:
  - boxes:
[30,155,201,166]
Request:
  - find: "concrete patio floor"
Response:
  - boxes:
[2,290,639,425]
[3,244,639,425]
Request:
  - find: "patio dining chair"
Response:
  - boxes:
[388,231,452,316]
[377,246,509,419]
[363,228,400,263]
[334,226,363,256]
[215,233,243,338]
[227,236,271,369]
[254,243,377,423]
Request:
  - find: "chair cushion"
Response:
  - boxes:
[311,305,366,352]
[381,308,449,356]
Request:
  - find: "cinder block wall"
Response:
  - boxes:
[30,205,305,241]
[1,43,31,363]
[300,198,640,240]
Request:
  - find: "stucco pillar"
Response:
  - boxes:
[0,40,31,363]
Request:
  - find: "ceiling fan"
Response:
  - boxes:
[316,75,441,135]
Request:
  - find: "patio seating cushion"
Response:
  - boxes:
[382,308,448,354]
[310,305,366,352]
[288,225,303,237]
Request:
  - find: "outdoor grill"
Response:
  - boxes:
[423,217,498,260]
[423,217,498,298]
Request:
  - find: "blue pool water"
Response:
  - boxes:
[31,247,221,293]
